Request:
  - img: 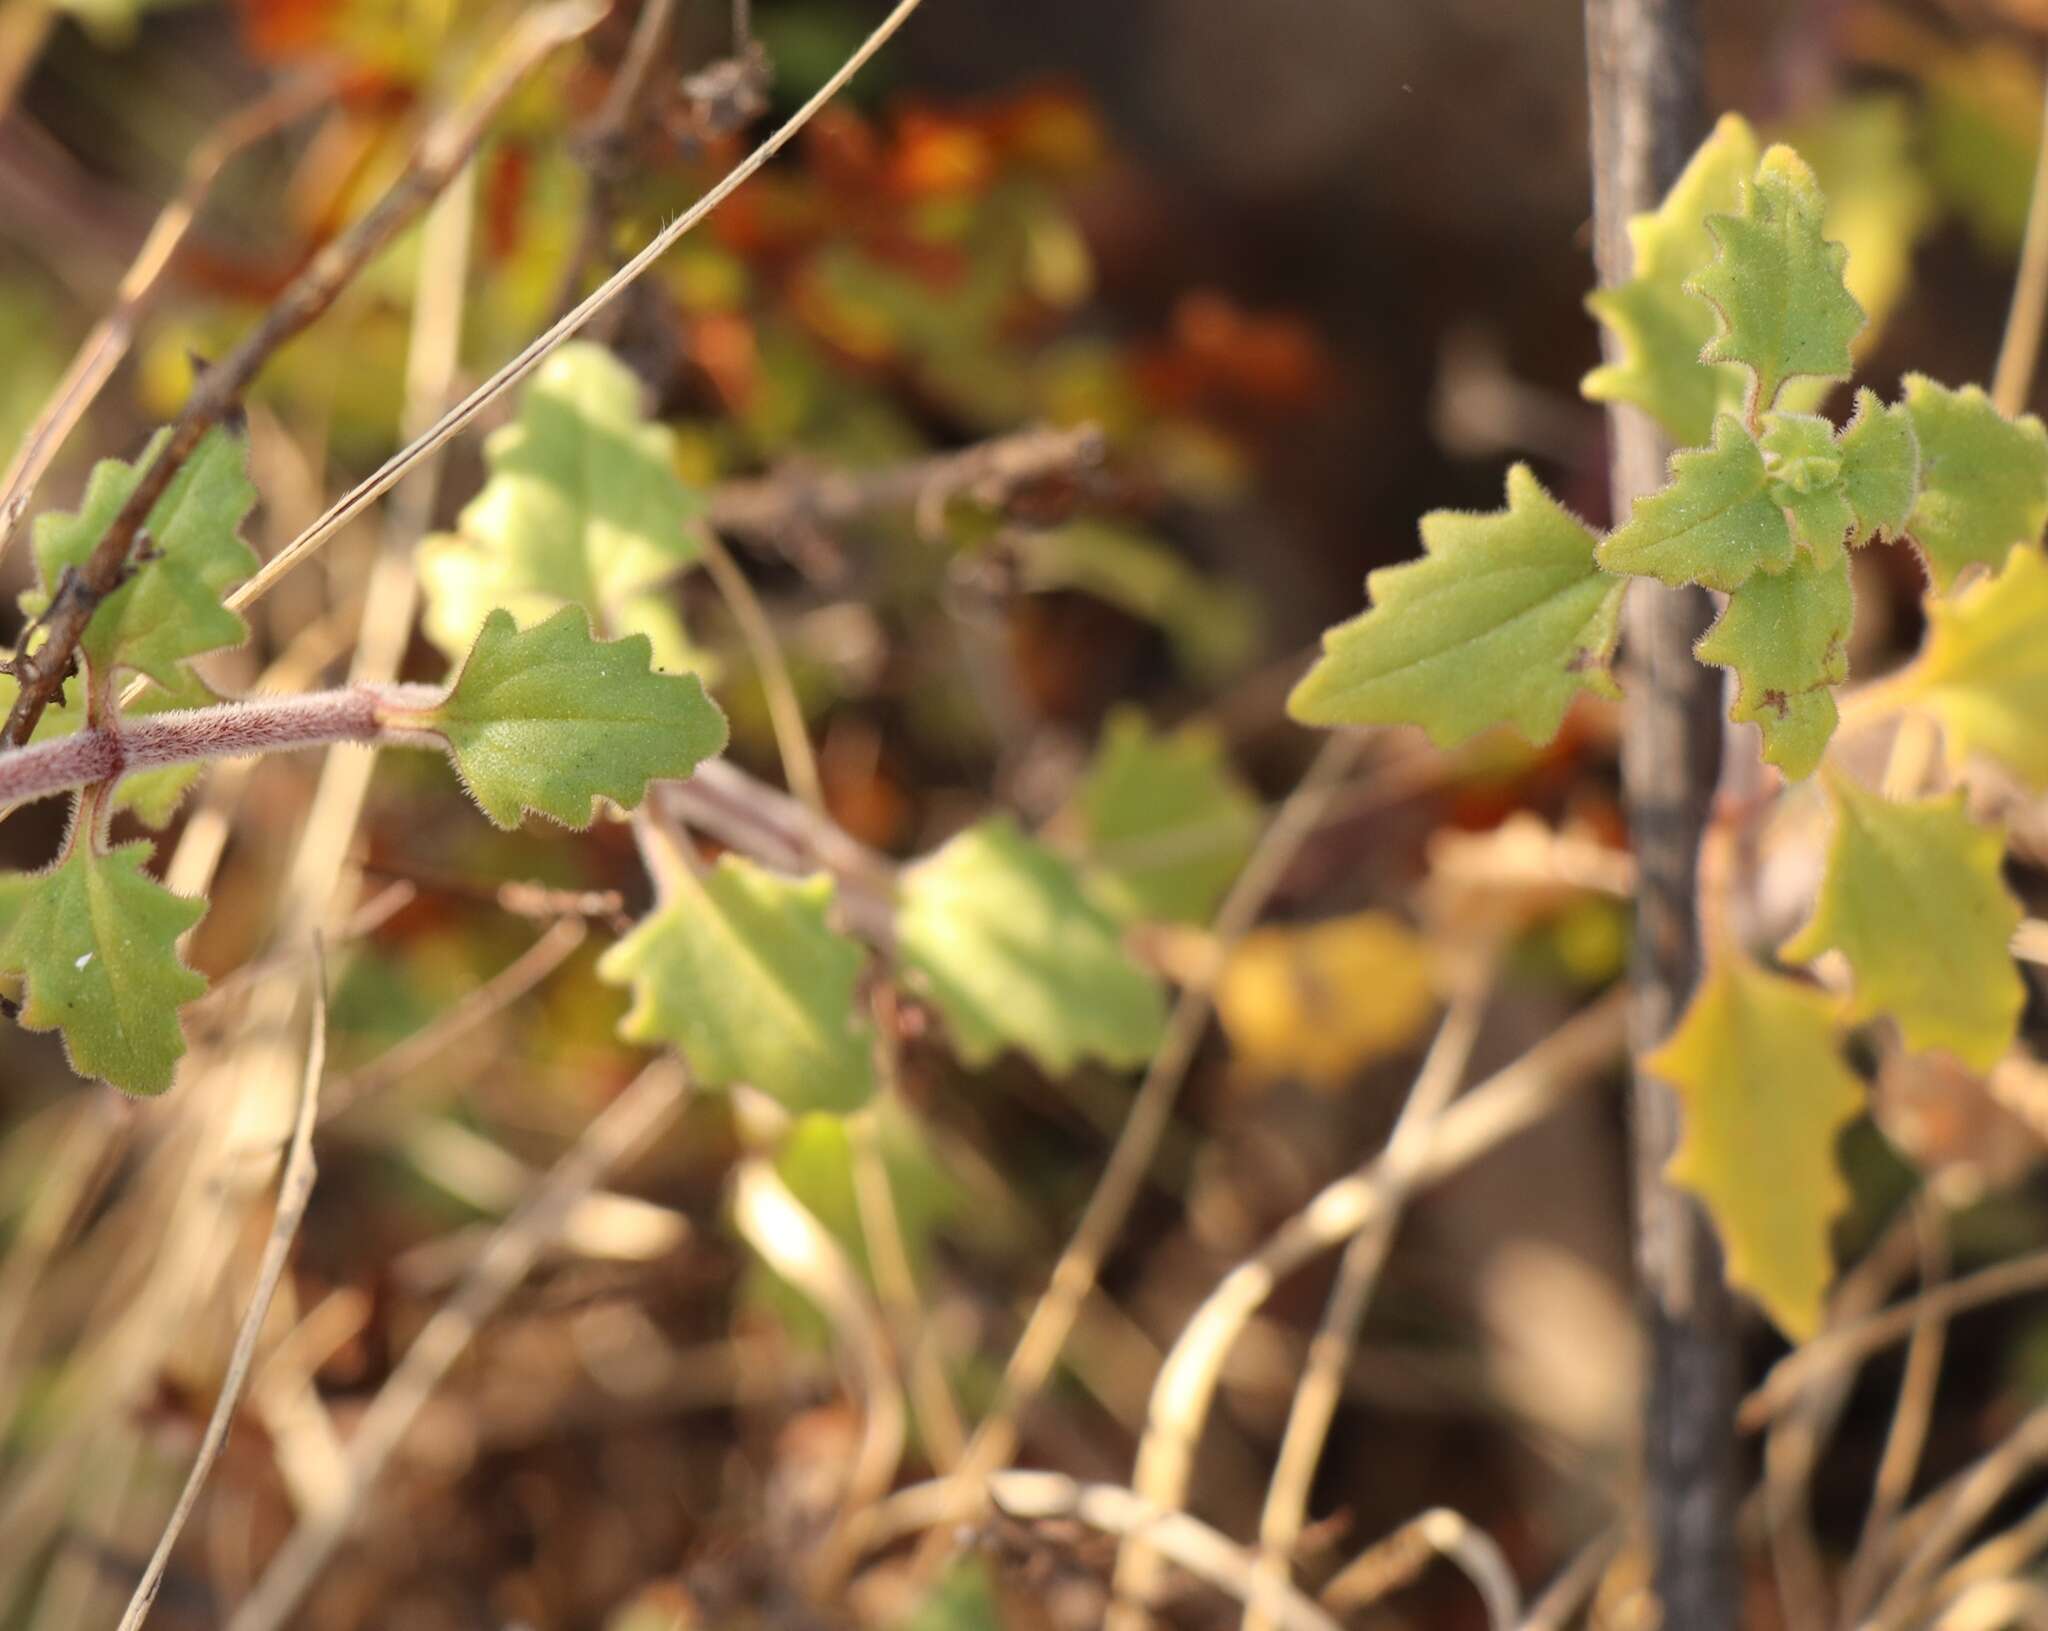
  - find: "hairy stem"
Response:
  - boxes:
[1585,3,1739,1628]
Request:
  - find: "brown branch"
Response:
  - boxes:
[1584,4,1737,1629]
[0,1,603,750]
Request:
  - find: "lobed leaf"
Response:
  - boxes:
[1583,112,1759,446]
[1781,777,2023,1070]
[1287,465,1622,746]
[1836,387,1920,547]
[0,840,207,1095]
[1759,411,1853,563]
[1694,549,1852,779]
[598,858,874,1115]
[1899,374,2048,589]
[421,605,727,830]
[26,428,257,692]
[1596,414,1794,591]
[1687,144,1865,416]
[1892,544,2048,787]
[1648,948,1863,1340]
[896,815,1168,1074]
[417,343,702,660]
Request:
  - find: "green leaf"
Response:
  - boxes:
[1894,544,2048,786]
[1781,777,2023,1071]
[896,815,1168,1074]
[1688,143,1865,416]
[1759,412,1853,563]
[598,858,873,1114]
[1900,374,2048,589]
[0,841,207,1095]
[1836,387,1920,547]
[1583,112,1759,446]
[26,428,257,691]
[416,343,702,658]
[1288,464,1622,746]
[419,605,727,830]
[1071,708,1260,924]
[1596,415,1795,591]
[1648,948,1863,1340]
[1694,549,1852,778]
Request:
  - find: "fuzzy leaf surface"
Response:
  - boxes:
[896,816,1168,1073]
[1836,387,1920,546]
[1072,708,1259,924]
[0,841,206,1094]
[1597,415,1795,590]
[1583,112,1759,445]
[1288,465,1621,746]
[422,605,727,830]
[1759,411,1853,562]
[1694,549,1852,778]
[598,859,873,1114]
[1648,949,1862,1340]
[1893,544,2048,786]
[417,343,702,658]
[26,428,257,690]
[1781,778,2022,1070]
[1901,374,2048,588]
[1688,144,1865,414]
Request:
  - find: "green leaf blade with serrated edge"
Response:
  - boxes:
[1648,948,1862,1341]
[1583,112,1759,446]
[417,343,702,660]
[1596,414,1795,591]
[1287,465,1622,747]
[897,815,1168,1074]
[0,841,207,1095]
[597,858,873,1115]
[1837,387,1920,547]
[1894,544,2048,787]
[1759,411,1853,565]
[1781,777,2022,1071]
[1072,708,1260,925]
[1688,143,1865,416]
[27,428,257,691]
[422,605,727,830]
[1694,549,1852,778]
[1901,374,2048,589]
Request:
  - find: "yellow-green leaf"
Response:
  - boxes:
[1836,386,1920,548]
[1781,777,2022,1071]
[1891,544,2048,787]
[1688,144,1865,416]
[1583,112,1759,446]
[1648,949,1863,1340]
[1596,414,1794,591]
[1900,374,2048,590]
[1288,465,1622,746]
[896,816,1168,1074]
[597,858,873,1114]
[1694,549,1852,779]
[1759,411,1853,562]
[0,841,207,1095]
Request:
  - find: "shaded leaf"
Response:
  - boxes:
[1597,414,1794,591]
[419,605,727,830]
[1289,464,1621,745]
[1836,386,1920,547]
[1694,549,1852,778]
[896,815,1168,1073]
[598,858,873,1114]
[1901,374,2048,589]
[1648,948,1863,1339]
[1893,544,2048,786]
[1782,777,2023,1071]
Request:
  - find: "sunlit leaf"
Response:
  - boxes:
[0,841,206,1095]
[1071,708,1259,925]
[1694,549,1852,779]
[1781,777,2023,1071]
[896,816,1168,1073]
[1688,144,1864,416]
[1894,544,2048,787]
[1759,411,1852,562]
[1836,387,1919,548]
[1289,464,1621,745]
[1583,112,1758,446]
[1900,374,2048,590]
[1648,948,1863,1339]
[418,605,727,830]
[26,428,257,691]
[598,858,873,1114]
[1596,414,1794,591]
